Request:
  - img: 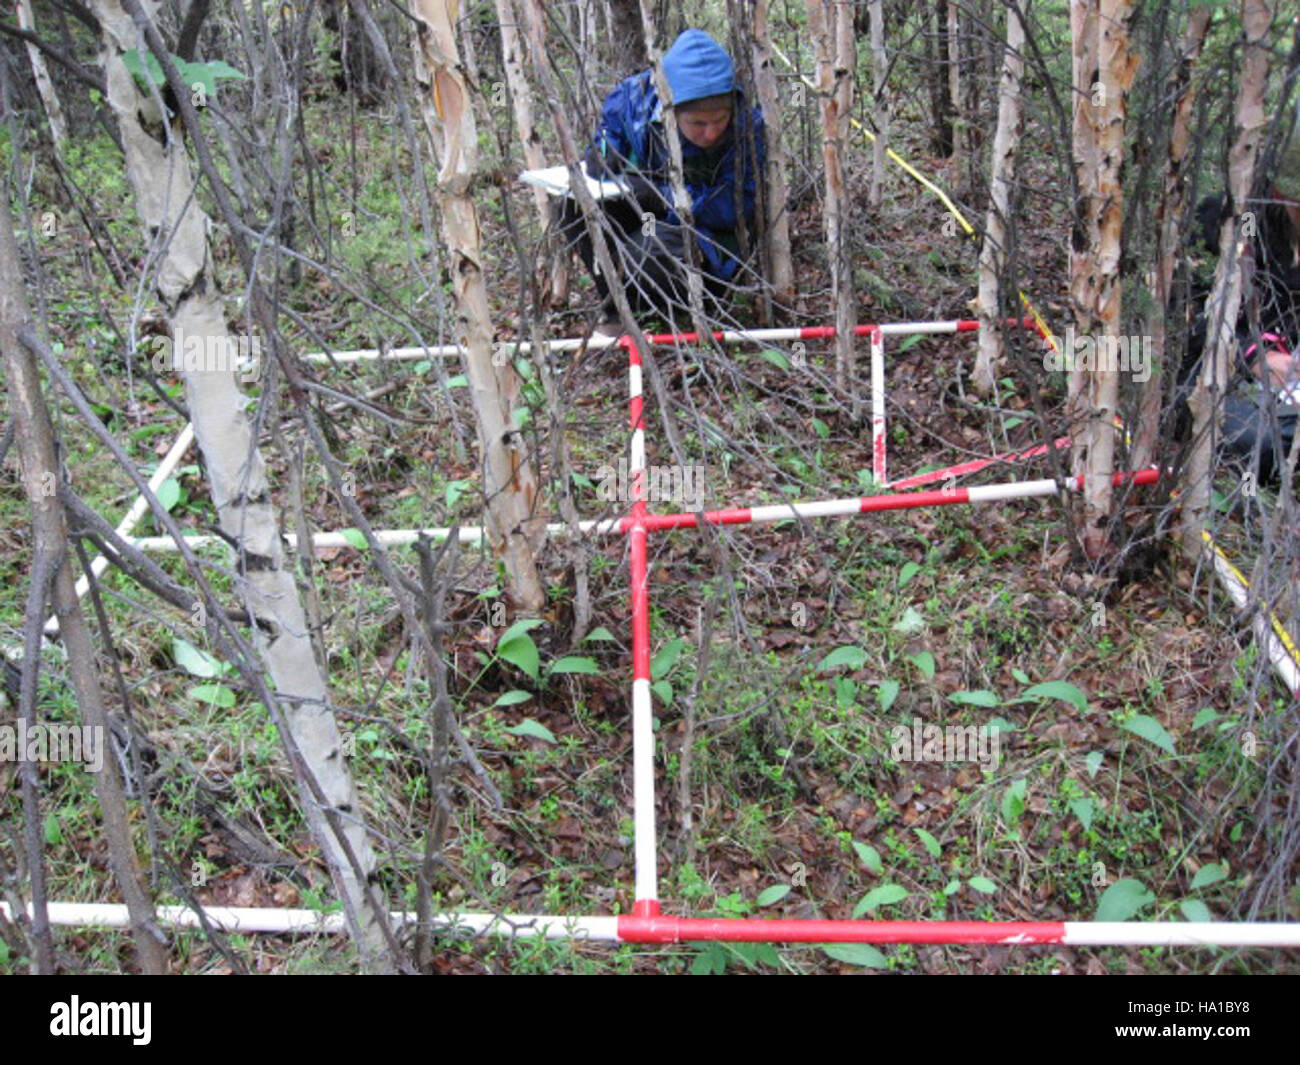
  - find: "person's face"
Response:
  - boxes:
[677,107,732,149]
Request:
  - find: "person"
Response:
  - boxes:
[560,29,766,329]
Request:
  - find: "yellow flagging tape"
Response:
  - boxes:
[1202,528,1300,669]
[769,42,1061,357]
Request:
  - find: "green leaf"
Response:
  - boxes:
[1016,680,1089,712]
[44,813,62,845]
[950,689,1000,707]
[1085,750,1104,778]
[651,637,686,681]
[445,479,472,509]
[504,718,556,743]
[987,716,1017,735]
[913,828,941,858]
[492,690,533,708]
[908,651,935,680]
[756,884,791,907]
[852,842,883,875]
[1190,863,1227,889]
[1121,714,1176,755]
[498,632,540,681]
[121,48,164,87]
[1192,707,1219,730]
[189,683,236,708]
[893,606,926,633]
[1010,666,1031,684]
[1002,415,1024,431]
[818,645,867,671]
[340,528,368,551]
[897,333,923,353]
[1095,878,1155,921]
[942,879,962,896]
[548,655,600,675]
[876,679,899,713]
[1001,778,1027,825]
[852,883,909,917]
[156,477,181,511]
[898,561,921,587]
[584,626,618,643]
[173,637,223,678]
[822,943,887,968]
[651,680,674,706]
[967,876,998,895]
[1069,797,1094,832]
[758,348,790,370]
[498,617,545,644]
[1179,899,1213,923]
[413,360,432,375]
[496,619,544,680]
[177,58,216,97]
[192,58,246,81]
[444,373,468,389]
[811,417,831,440]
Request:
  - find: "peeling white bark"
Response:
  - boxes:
[92,0,390,970]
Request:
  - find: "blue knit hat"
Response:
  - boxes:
[662,29,735,106]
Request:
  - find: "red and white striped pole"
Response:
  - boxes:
[6,902,1296,946]
[629,469,1160,534]
[624,336,659,918]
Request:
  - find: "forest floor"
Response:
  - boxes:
[1,99,1297,975]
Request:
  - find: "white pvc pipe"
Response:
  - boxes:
[0,902,621,940]
[871,330,886,486]
[966,478,1062,503]
[298,321,975,364]
[631,676,657,903]
[44,422,196,637]
[1062,922,1300,947]
[126,517,625,553]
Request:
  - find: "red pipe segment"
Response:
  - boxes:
[617,915,1066,944]
[623,468,1160,533]
[892,436,1072,490]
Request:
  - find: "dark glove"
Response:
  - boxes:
[626,174,668,217]
[585,141,620,179]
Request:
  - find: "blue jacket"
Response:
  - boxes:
[587,31,766,280]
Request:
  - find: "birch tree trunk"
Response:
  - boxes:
[1132,4,1212,472]
[1182,0,1272,553]
[948,1,966,190]
[868,0,887,208]
[493,0,566,305]
[17,0,68,151]
[93,0,392,970]
[411,0,546,613]
[808,0,856,399]
[1,206,169,974]
[495,0,548,229]
[1069,0,1138,559]
[750,0,794,308]
[973,0,1027,395]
